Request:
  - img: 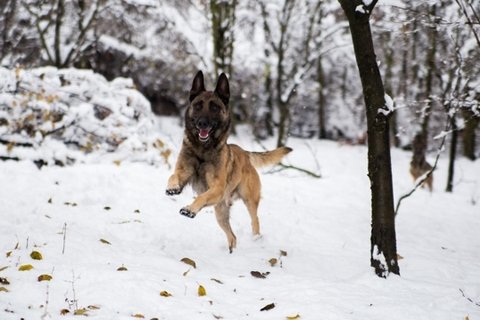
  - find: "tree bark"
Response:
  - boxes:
[338,0,400,277]
[317,55,327,139]
[419,4,438,150]
[446,112,458,192]
[462,109,478,160]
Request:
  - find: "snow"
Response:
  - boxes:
[1,115,480,319]
[0,67,171,166]
[1,67,480,319]
[355,5,367,14]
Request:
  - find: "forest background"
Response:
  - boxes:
[1,0,479,159]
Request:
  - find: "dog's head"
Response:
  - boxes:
[185,71,230,146]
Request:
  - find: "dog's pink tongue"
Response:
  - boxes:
[199,129,209,139]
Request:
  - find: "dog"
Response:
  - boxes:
[166,71,292,252]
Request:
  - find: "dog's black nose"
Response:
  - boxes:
[196,117,209,129]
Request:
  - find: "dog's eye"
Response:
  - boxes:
[209,102,220,113]
[194,103,202,111]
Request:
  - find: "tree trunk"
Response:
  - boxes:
[210,0,236,77]
[54,0,65,67]
[462,109,478,160]
[317,56,327,139]
[382,32,399,147]
[446,112,458,192]
[210,0,237,132]
[419,4,438,150]
[338,0,400,277]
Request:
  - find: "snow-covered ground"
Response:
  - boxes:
[1,116,479,319]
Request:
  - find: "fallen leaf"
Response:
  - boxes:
[87,305,100,310]
[0,277,9,285]
[260,303,275,311]
[6,251,12,258]
[117,266,128,271]
[397,254,404,260]
[132,314,144,318]
[18,264,33,271]
[30,251,43,260]
[104,206,111,211]
[280,250,288,257]
[183,268,191,277]
[198,285,207,296]
[38,274,53,282]
[210,278,223,284]
[60,309,70,315]
[100,239,111,245]
[74,308,88,316]
[180,257,196,269]
[213,314,223,319]
[134,209,140,213]
[160,290,172,297]
[268,258,278,267]
[250,271,270,279]
[0,266,8,272]
[113,160,122,166]
[287,314,301,319]
[48,198,52,204]
[0,287,8,292]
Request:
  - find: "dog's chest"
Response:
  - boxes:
[190,161,210,194]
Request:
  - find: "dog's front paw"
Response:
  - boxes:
[166,187,182,196]
[180,207,196,218]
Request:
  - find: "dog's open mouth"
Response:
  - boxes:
[198,128,212,142]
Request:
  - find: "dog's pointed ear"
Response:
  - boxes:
[190,71,206,102]
[214,73,230,106]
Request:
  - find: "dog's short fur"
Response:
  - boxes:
[166,71,292,252]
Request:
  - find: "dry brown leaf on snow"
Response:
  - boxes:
[160,290,172,297]
[30,251,43,260]
[18,264,33,271]
[268,258,278,267]
[250,271,270,279]
[180,257,197,269]
[100,239,111,245]
[260,303,275,311]
[38,274,53,282]
[198,285,207,296]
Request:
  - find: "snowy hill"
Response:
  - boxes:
[0,67,172,167]
[1,115,479,319]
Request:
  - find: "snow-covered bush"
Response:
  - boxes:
[0,67,172,167]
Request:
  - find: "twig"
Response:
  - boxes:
[278,163,322,178]
[459,288,480,307]
[62,222,67,254]
[254,138,321,178]
[395,120,449,217]
[41,283,51,320]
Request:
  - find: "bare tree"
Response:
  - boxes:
[338,0,400,277]
[23,0,103,67]
[259,0,324,147]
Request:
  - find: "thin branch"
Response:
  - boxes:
[255,138,321,178]
[395,118,449,217]
[454,0,480,48]
[63,0,102,66]
[459,288,480,307]
[277,163,322,178]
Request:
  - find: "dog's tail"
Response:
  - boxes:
[248,147,292,168]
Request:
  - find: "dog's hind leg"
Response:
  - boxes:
[239,169,261,236]
[214,201,237,253]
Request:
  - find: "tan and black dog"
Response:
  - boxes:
[166,71,292,252]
